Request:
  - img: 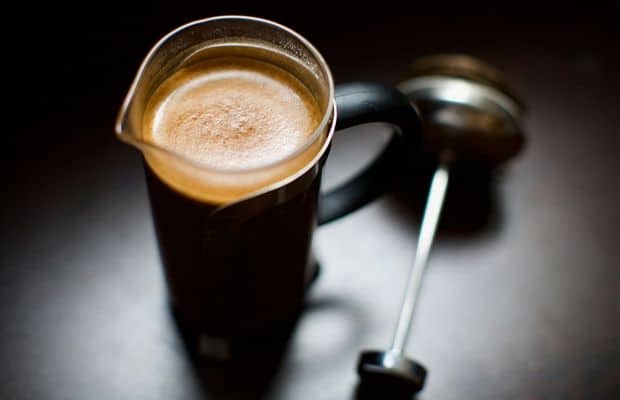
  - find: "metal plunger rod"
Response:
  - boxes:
[391,162,450,352]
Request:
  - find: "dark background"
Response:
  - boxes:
[2,1,620,399]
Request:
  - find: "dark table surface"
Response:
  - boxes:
[2,5,619,400]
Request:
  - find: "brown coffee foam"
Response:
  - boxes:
[142,56,323,204]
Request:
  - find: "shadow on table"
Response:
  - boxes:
[388,153,503,240]
[173,308,299,400]
[170,265,335,400]
[171,281,375,399]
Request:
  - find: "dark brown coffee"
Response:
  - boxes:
[141,48,327,346]
[145,164,320,340]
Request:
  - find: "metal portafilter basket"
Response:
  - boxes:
[356,54,526,396]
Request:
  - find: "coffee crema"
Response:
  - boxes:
[142,55,324,204]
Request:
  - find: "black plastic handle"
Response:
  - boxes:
[318,82,422,225]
